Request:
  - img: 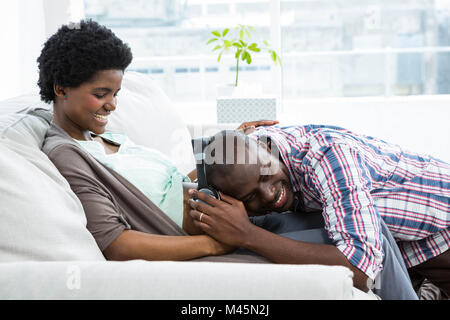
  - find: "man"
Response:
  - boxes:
[188,125,450,299]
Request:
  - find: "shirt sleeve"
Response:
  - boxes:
[308,143,384,280]
[47,144,130,252]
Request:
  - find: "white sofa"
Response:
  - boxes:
[0,72,377,300]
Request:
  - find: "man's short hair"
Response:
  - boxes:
[203,130,275,188]
[203,130,253,186]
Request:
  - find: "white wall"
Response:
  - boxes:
[281,96,450,163]
[0,0,448,163]
[184,96,450,163]
[0,0,45,101]
[0,0,84,101]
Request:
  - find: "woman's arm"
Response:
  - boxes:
[103,229,231,261]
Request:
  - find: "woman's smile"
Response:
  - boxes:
[93,112,109,125]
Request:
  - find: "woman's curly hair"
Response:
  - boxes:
[37,19,133,103]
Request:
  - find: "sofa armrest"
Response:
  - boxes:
[0,260,361,300]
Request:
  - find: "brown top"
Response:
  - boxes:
[42,122,269,264]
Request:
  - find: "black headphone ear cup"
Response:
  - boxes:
[198,188,219,199]
[211,188,221,200]
[197,187,220,205]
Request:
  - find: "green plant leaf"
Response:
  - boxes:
[249,46,261,52]
[235,49,242,59]
[246,53,252,64]
[239,40,246,47]
[271,50,277,62]
[212,30,221,37]
[206,38,218,45]
[241,51,248,61]
[248,43,260,52]
[212,44,222,51]
[222,28,229,37]
[239,29,244,40]
[224,40,232,48]
[218,50,224,62]
[232,42,242,48]
[248,25,256,33]
[245,29,251,39]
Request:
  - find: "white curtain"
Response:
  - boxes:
[0,0,84,101]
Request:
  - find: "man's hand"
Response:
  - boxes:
[187,190,371,292]
[188,189,254,247]
[237,120,279,135]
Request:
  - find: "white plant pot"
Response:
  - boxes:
[216,96,277,124]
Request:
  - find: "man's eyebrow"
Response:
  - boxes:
[239,174,265,201]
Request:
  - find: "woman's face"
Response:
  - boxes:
[54,69,123,140]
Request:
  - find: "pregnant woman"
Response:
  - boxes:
[39,19,276,262]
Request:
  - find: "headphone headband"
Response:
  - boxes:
[191,136,213,190]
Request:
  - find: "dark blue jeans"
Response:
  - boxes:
[236,211,418,300]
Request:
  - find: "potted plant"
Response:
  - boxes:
[207,24,281,93]
[206,25,282,123]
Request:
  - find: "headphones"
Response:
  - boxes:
[191,136,221,205]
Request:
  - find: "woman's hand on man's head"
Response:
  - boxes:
[237,120,279,135]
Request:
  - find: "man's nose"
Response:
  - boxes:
[259,182,276,204]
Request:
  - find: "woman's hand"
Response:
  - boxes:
[188,189,255,247]
[237,120,279,135]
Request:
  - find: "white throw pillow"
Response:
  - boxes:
[0,93,51,116]
[0,113,105,262]
[107,71,196,175]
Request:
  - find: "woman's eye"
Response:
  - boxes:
[94,94,105,99]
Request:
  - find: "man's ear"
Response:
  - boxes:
[53,84,66,99]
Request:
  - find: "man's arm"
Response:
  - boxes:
[188,191,370,292]
[182,182,204,235]
[240,223,370,291]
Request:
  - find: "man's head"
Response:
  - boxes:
[204,130,295,216]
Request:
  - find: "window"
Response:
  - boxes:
[84,0,274,105]
[84,0,450,107]
[280,0,450,100]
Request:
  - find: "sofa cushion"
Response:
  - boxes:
[0,111,50,149]
[0,72,196,175]
[0,71,195,261]
[107,71,195,174]
[0,113,105,262]
[0,260,359,299]
[0,93,51,116]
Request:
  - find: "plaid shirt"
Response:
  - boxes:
[250,125,450,280]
